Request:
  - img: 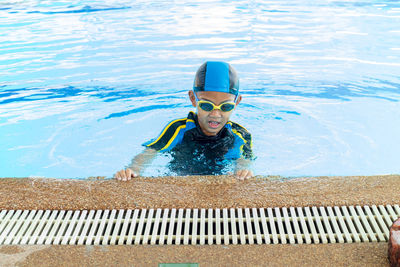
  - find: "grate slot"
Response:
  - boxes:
[175,209,184,245]
[183,209,191,245]
[0,210,7,221]
[167,208,176,245]
[259,208,270,244]
[87,210,103,245]
[297,207,311,244]
[53,210,72,245]
[244,208,253,244]
[14,210,38,245]
[223,209,230,245]
[37,210,59,245]
[5,210,29,245]
[348,206,368,242]
[320,207,335,243]
[340,206,359,242]
[78,210,95,245]
[60,210,78,245]
[327,207,344,243]
[118,209,132,245]
[252,208,262,244]
[126,209,139,245]
[199,209,206,245]
[274,208,285,244]
[109,209,124,245]
[134,209,146,245]
[142,209,153,245]
[334,206,351,243]
[171,209,179,244]
[21,210,42,244]
[29,210,51,245]
[150,209,161,245]
[386,205,398,220]
[159,208,169,245]
[45,210,66,245]
[267,208,278,244]
[312,207,327,244]
[69,210,87,245]
[394,205,400,217]
[103,209,117,244]
[230,208,238,245]
[1,205,399,246]
[305,207,319,244]
[378,205,393,234]
[364,206,385,242]
[191,209,198,245]
[0,210,17,244]
[289,207,302,244]
[215,209,221,245]
[355,206,376,242]
[237,208,246,244]
[0,210,23,245]
[282,208,294,244]
[94,209,109,245]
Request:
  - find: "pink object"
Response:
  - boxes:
[389,218,400,267]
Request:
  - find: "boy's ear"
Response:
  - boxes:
[235,95,242,106]
[188,90,197,107]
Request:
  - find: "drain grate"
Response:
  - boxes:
[0,205,399,245]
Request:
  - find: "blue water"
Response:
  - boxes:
[1,0,400,178]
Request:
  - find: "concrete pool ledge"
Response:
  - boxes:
[0,175,399,210]
[0,175,399,266]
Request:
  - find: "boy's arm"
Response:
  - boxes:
[234,157,254,180]
[234,129,254,180]
[114,148,157,181]
[229,122,254,180]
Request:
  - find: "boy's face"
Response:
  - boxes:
[189,90,242,136]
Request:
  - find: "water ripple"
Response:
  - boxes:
[1,0,400,177]
[26,6,131,15]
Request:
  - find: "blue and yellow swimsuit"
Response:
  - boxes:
[143,111,253,175]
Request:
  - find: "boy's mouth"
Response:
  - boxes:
[208,120,221,129]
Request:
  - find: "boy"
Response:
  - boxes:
[114,61,254,181]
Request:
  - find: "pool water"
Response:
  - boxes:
[1,0,400,178]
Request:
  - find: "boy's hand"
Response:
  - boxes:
[235,169,254,180]
[114,168,138,181]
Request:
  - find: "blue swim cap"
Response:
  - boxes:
[193,61,239,96]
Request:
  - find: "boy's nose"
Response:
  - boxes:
[209,109,222,117]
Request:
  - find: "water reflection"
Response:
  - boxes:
[0,0,399,177]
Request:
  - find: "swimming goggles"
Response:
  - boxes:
[194,94,236,112]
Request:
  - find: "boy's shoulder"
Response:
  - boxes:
[227,121,251,137]
[226,120,252,146]
[226,120,253,159]
[160,111,196,131]
[143,112,195,151]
